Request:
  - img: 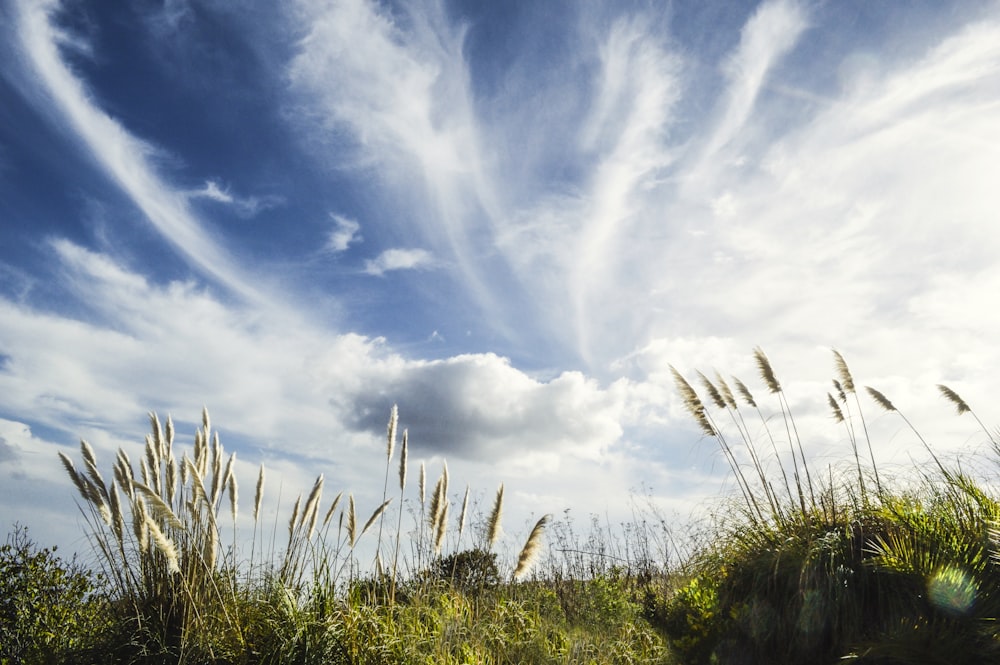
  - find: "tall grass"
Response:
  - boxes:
[662,349,1000,664]
[56,407,615,663]
[41,348,1000,664]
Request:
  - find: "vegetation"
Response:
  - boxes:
[658,349,1000,664]
[4,348,1000,663]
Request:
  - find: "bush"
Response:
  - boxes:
[0,524,108,665]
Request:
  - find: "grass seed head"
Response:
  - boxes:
[434,501,449,554]
[362,499,393,538]
[866,386,897,412]
[698,371,727,409]
[145,516,181,574]
[386,404,398,462]
[253,464,265,523]
[937,384,971,415]
[398,430,408,492]
[753,347,781,394]
[833,349,855,393]
[487,483,504,548]
[347,494,357,547]
[323,491,343,528]
[733,377,757,408]
[513,514,550,580]
[828,393,845,423]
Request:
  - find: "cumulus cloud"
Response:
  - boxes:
[338,353,628,463]
[363,248,435,276]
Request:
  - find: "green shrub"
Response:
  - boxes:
[0,525,109,665]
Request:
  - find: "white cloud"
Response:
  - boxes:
[194,179,234,204]
[687,0,808,188]
[326,213,362,253]
[14,0,264,303]
[189,180,283,218]
[363,248,435,276]
[337,352,628,464]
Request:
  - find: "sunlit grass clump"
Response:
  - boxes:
[659,349,1000,664]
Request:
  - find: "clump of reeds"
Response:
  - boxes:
[664,349,1000,664]
[57,405,547,658]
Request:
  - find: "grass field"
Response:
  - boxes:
[4,349,1000,664]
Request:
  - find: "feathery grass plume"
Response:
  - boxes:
[754,347,781,394]
[429,474,445,532]
[937,384,998,450]
[80,438,99,472]
[375,406,398,567]
[513,514,550,580]
[434,502,449,554]
[866,387,896,412]
[300,475,324,529]
[205,520,218,570]
[304,476,324,540]
[288,494,302,539]
[133,498,149,554]
[132,482,185,531]
[347,494,357,547]
[108,480,125,545]
[228,470,238,523]
[222,452,236,495]
[487,484,504,548]
[140,457,152,490]
[419,462,426,506]
[166,454,177,505]
[145,515,181,574]
[867,385,948,479]
[362,499,393,537]
[674,365,766,522]
[253,464,265,523]
[165,414,174,447]
[144,434,160,495]
[194,429,207,478]
[698,371,727,409]
[833,379,847,404]
[115,449,135,499]
[833,349,855,393]
[828,393,845,423]
[834,350,881,497]
[80,440,111,506]
[458,484,470,539]
[386,404,398,461]
[150,412,164,458]
[938,385,971,414]
[398,430,408,492]
[322,491,344,528]
[185,457,209,507]
[715,371,739,410]
[210,433,223,507]
[202,406,211,437]
[59,452,90,503]
[670,366,716,436]
[733,377,757,407]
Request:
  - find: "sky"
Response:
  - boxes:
[3,0,1000,565]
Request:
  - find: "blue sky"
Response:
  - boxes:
[3,0,1000,559]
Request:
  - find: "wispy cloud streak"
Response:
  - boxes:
[14,0,261,302]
